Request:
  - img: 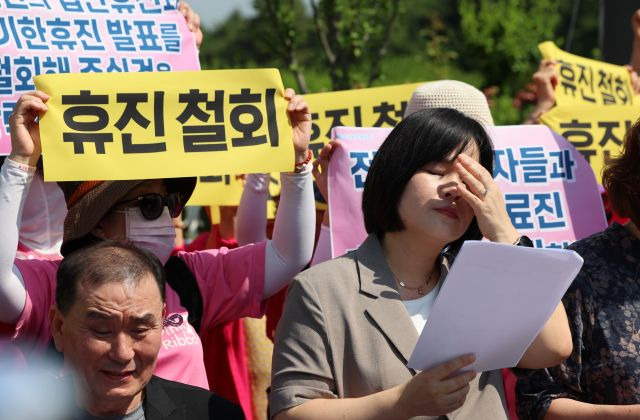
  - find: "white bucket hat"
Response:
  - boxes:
[404,80,494,126]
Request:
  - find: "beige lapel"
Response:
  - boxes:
[355,235,419,365]
[356,238,483,419]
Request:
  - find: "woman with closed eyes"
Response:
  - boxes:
[269,108,573,420]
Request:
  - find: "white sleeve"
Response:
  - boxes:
[236,173,269,246]
[0,159,32,323]
[263,164,315,298]
[310,223,332,266]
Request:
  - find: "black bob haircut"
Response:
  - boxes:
[56,241,166,315]
[362,107,494,255]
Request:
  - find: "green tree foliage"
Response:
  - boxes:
[199,0,602,124]
[198,12,275,69]
[254,0,312,92]
[458,0,562,88]
[249,0,403,91]
[456,0,601,124]
[308,0,401,90]
[555,0,600,59]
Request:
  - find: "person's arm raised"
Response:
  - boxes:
[309,141,339,266]
[263,89,315,298]
[178,1,203,50]
[630,10,640,74]
[0,91,49,323]
[523,59,557,125]
[236,173,269,246]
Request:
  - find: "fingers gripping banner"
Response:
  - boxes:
[538,41,635,107]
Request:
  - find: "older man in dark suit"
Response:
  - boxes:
[48,241,243,420]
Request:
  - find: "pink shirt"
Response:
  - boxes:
[16,243,61,261]
[11,242,266,390]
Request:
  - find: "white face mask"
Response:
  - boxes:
[124,207,176,264]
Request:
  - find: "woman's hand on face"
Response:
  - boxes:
[8,91,49,167]
[284,88,311,165]
[454,153,520,244]
[312,140,341,202]
[397,354,476,417]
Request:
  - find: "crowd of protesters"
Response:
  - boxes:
[2,2,640,420]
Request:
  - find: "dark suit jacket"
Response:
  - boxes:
[144,375,245,420]
[61,375,244,420]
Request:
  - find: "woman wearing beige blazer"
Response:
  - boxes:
[269,108,573,419]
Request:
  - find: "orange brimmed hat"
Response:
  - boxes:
[58,177,196,255]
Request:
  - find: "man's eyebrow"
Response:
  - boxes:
[85,310,157,324]
[85,310,113,320]
[130,313,158,324]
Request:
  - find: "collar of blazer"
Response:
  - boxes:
[143,376,179,420]
[354,234,450,366]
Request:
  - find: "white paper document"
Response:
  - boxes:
[407,240,583,373]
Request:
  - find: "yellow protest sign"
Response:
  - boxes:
[268,173,282,197]
[266,173,281,219]
[188,174,244,207]
[188,173,280,206]
[34,69,293,181]
[188,173,281,219]
[305,82,423,156]
[209,201,278,224]
[538,41,634,107]
[210,206,221,225]
[185,82,423,209]
[540,105,640,182]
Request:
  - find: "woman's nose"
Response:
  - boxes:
[441,173,463,199]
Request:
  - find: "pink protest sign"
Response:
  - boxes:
[0,0,199,155]
[328,125,607,258]
[327,127,391,257]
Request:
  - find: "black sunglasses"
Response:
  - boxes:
[115,192,184,220]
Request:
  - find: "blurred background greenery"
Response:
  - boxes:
[198,0,602,125]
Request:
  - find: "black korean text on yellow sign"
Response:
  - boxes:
[34,69,293,181]
[186,82,424,208]
[305,82,423,157]
[541,105,640,182]
[539,41,634,107]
